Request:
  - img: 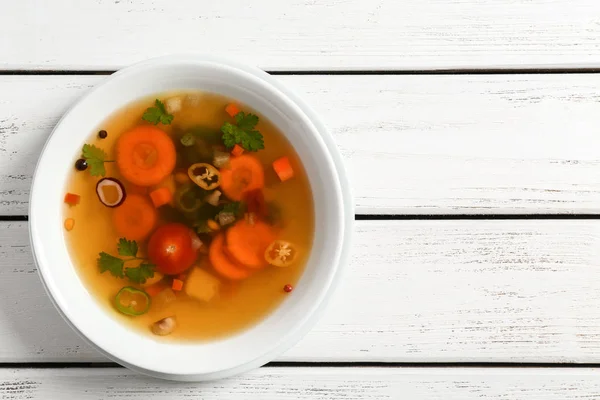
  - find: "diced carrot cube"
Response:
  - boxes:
[64,193,80,206]
[225,103,241,118]
[172,279,184,291]
[64,218,75,231]
[145,284,163,297]
[272,157,294,182]
[149,187,172,208]
[231,144,244,157]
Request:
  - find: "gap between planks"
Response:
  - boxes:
[2,69,600,76]
[4,361,600,369]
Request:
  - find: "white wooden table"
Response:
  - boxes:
[3,1,600,398]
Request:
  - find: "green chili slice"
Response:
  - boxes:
[114,286,151,316]
[174,184,202,213]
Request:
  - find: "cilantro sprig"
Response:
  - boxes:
[142,99,174,125]
[221,201,244,216]
[82,144,114,177]
[97,238,156,284]
[221,112,264,151]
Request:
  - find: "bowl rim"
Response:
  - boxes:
[29,54,354,381]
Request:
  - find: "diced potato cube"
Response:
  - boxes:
[185,267,221,302]
[165,96,182,114]
[186,94,202,107]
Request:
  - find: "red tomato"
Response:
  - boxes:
[148,223,197,275]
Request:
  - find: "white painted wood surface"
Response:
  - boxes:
[3,74,600,215]
[2,367,600,399]
[5,220,600,362]
[5,1,600,394]
[3,1,600,70]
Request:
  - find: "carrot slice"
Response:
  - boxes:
[231,144,244,157]
[149,187,172,208]
[219,155,265,201]
[128,185,148,195]
[272,156,294,182]
[116,125,176,187]
[112,194,157,241]
[209,234,253,280]
[225,220,276,269]
[225,103,241,118]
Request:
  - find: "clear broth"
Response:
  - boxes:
[64,92,314,341]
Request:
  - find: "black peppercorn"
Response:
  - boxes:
[98,130,108,139]
[75,158,88,171]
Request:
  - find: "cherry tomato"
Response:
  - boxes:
[148,223,198,275]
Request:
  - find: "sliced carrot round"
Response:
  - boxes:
[226,220,276,269]
[116,125,176,187]
[219,155,265,201]
[112,194,157,241]
[209,234,253,280]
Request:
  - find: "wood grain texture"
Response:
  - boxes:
[2,367,600,399]
[3,75,600,215]
[5,220,600,362]
[2,1,600,70]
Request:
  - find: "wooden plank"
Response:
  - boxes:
[2,367,600,399]
[2,1,600,70]
[2,75,600,215]
[5,220,600,362]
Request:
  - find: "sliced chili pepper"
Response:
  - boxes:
[174,184,202,213]
[114,286,151,316]
[188,163,221,190]
[265,240,298,267]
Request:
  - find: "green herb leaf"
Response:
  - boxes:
[124,262,156,284]
[142,99,174,125]
[221,201,244,216]
[117,238,138,257]
[82,144,108,177]
[98,252,125,278]
[220,112,264,151]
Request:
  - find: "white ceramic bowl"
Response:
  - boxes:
[29,55,353,381]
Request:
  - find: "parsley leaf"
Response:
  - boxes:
[117,238,138,257]
[98,252,125,278]
[82,144,108,177]
[125,262,156,284]
[221,201,244,216]
[142,99,174,125]
[97,238,155,283]
[220,112,264,151]
[235,112,259,130]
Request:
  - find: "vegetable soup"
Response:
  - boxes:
[63,92,314,340]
